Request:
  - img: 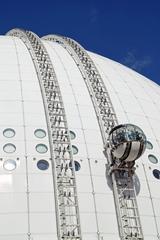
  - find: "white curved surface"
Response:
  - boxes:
[0,35,159,240]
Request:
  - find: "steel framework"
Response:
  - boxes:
[7,29,82,240]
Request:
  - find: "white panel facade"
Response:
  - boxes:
[0,32,159,240]
[0,36,57,240]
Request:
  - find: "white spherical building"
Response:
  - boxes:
[0,28,160,240]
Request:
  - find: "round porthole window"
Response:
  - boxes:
[37,160,49,170]
[69,161,81,171]
[3,128,15,138]
[3,143,16,153]
[36,144,48,154]
[148,154,158,164]
[67,145,78,155]
[74,161,81,171]
[71,145,78,155]
[146,141,153,150]
[3,159,17,171]
[153,169,160,179]
[34,129,46,138]
[70,130,76,140]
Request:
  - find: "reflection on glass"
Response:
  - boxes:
[36,144,48,154]
[109,124,146,147]
[3,128,15,138]
[72,145,78,154]
[37,160,49,170]
[69,161,81,171]
[70,130,76,140]
[3,159,17,171]
[153,169,160,179]
[146,141,153,150]
[148,154,158,164]
[34,129,46,138]
[3,143,16,153]
[67,145,79,155]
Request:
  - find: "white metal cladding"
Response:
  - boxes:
[42,40,160,240]
[43,35,145,240]
[0,31,159,240]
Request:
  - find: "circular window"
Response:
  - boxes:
[34,129,46,138]
[36,144,48,154]
[74,161,81,171]
[3,143,16,153]
[146,141,153,150]
[71,145,78,155]
[70,131,76,140]
[67,145,78,155]
[153,169,160,179]
[3,128,15,138]
[69,161,81,171]
[37,160,49,170]
[148,154,158,164]
[3,159,17,171]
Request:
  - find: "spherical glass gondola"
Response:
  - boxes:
[109,124,146,162]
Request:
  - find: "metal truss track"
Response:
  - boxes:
[7,29,82,240]
[43,35,118,145]
[43,35,144,240]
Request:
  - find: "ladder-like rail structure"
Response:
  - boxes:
[43,35,144,240]
[7,29,82,240]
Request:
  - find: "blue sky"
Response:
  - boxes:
[1,0,160,84]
